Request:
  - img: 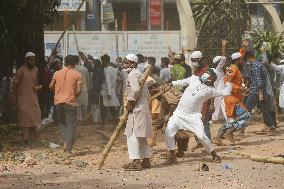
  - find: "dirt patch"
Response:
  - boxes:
[0,122,284,189]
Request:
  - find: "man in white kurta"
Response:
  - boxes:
[122,54,153,171]
[164,68,232,164]
[278,60,284,108]
[74,56,90,121]
[269,59,284,109]
[100,54,120,122]
[212,56,227,121]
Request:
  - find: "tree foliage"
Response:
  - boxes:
[191,0,250,30]
[0,0,60,79]
[251,31,284,64]
[191,0,250,60]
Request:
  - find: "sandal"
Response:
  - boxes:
[122,162,142,171]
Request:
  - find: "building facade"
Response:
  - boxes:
[44,0,284,32]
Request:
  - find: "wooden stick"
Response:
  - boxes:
[72,24,80,57]
[233,151,284,164]
[47,0,86,63]
[250,155,284,165]
[97,65,153,170]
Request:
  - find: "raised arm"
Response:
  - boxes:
[216,40,228,71]
[172,76,193,87]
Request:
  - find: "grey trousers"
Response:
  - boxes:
[55,103,77,153]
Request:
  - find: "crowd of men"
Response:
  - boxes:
[4,38,284,170]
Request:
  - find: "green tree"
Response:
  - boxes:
[251,31,284,64]
[0,0,60,79]
[191,0,250,59]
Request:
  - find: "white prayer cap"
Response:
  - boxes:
[213,56,222,64]
[125,54,138,63]
[45,49,52,57]
[231,52,241,60]
[25,52,35,58]
[191,51,203,59]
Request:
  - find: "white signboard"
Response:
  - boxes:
[57,0,86,11]
[128,32,181,58]
[67,33,127,61]
[44,31,181,64]
[44,32,65,56]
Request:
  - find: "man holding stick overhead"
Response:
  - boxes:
[122,54,153,171]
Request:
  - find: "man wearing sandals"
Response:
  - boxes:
[164,68,232,164]
[122,54,153,171]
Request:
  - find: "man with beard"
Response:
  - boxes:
[172,51,209,157]
[12,52,42,144]
[122,54,152,171]
[164,68,232,164]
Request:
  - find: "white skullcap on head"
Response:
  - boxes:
[191,51,203,59]
[125,54,138,63]
[231,52,241,60]
[25,52,35,58]
[45,49,52,57]
[213,56,222,64]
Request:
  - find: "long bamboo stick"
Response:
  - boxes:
[97,65,153,170]
[233,151,284,165]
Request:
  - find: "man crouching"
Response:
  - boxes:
[164,68,232,164]
[122,54,153,171]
